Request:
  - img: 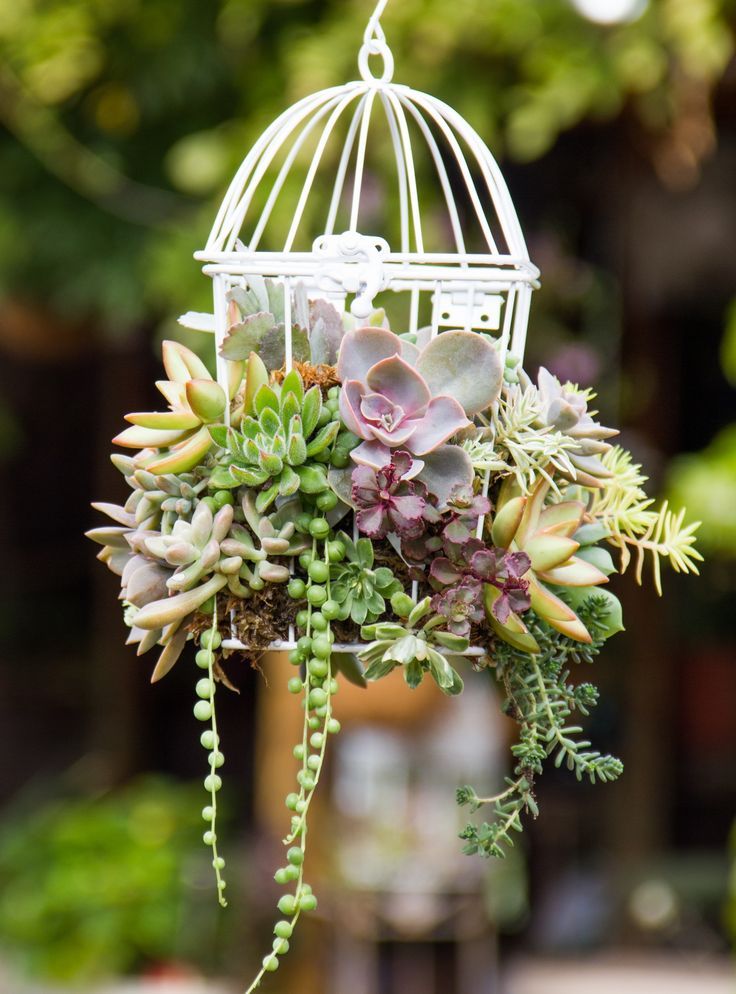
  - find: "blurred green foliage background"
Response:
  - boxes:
[0,0,732,324]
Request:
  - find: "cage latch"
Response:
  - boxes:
[313,232,389,320]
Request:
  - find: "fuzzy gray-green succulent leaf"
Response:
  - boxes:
[254,383,279,416]
[305,420,339,457]
[295,465,328,493]
[259,405,282,438]
[280,390,301,428]
[287,431,307,466]
[280,368,304,404]
[230,465,270,487]
[301,386,321,438]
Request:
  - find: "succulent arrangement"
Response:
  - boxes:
[88,279,702,991]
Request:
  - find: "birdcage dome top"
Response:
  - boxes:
[195,3,540,306]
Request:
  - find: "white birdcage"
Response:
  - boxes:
[193,0,540,655]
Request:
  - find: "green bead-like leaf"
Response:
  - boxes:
[278,465,301,497]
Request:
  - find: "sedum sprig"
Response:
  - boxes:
[588,446,703,594]
[458,595,623,859]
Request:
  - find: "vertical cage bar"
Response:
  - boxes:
[430,281,441,338]
[408,285,420,335]
[510,284,531,361]
[283,278,292,371]
[498,286,516,362]
[213,274,231,425]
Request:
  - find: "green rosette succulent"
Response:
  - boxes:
[329,531,402,625]
[209,365,339,512]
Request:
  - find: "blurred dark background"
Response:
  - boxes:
[0,1,735,992]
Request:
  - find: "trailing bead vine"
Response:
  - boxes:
[246,528,341,987]
[193,609,228,906]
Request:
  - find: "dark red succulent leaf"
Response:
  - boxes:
[432,582,485,636]
[429,558,463,586]
[504,551,532,580]
[446,483,492,519]
[352,450,432,540]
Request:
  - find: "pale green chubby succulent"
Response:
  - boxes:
[359,597,467,696]
[87,489,309,681]
[208,366,339,512]
[100,453,210,535]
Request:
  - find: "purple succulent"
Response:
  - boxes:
[445,483,492,520]
[337,326,503,474]
[352,451,428,540]
[432,584,485,636]
[430,529,532,626]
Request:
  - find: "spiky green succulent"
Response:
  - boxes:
[209,366,339,512]
[329,531,402,625]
